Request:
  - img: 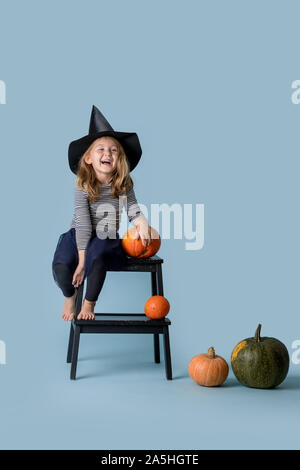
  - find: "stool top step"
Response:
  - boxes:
[125,255,163,264]
[75,313,171,326]
[108,254,164,272]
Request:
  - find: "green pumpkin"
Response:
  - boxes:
[231,324,289,389]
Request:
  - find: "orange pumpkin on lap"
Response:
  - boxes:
[122,226,161,258]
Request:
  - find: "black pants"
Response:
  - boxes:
[53,257,107,302]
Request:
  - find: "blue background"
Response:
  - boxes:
[0,0,299,450]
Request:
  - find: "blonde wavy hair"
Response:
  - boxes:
[76,137,134,203]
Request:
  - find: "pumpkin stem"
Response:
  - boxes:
[208,347,216,359]
[254,323,262,342]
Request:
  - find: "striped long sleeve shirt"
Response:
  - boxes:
[70,181,145,250]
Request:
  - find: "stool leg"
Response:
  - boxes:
[163,327,172,380]
[157,264,164,296]
[151,271,160,362]
[66,323,74,363]
[70,325,81,380]
[151,271,158,295]
[154,334,160,363]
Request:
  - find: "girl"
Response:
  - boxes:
[52,105,151,321]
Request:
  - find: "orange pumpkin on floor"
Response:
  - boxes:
[121,226,161,258]
[188,347,229,387]
[144,295,170,319]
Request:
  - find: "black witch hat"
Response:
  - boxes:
[68,105,142,174]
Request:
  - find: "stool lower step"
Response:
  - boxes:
[68,324,172,381]
[75,313,171,326]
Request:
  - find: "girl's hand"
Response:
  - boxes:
[134,223,152,247]
[72,263,85,288]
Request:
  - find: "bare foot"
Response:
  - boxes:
[61,292,76,321]
[77,299,96,320]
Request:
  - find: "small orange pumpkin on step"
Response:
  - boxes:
[188,347,229,387]
[144,295,170,320]
[121,226,161,258]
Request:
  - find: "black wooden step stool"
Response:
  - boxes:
[67,255,172,380]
